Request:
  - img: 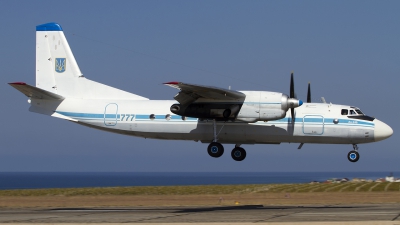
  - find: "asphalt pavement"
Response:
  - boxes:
[1,203,400,224]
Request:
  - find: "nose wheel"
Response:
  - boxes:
[347,144,360,163]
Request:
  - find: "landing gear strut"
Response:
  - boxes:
[207,119,225,158]
[347,144,360,163]
[206,120,247,161]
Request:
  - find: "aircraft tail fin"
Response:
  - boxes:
[35,23,148,100]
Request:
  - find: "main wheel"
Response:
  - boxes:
[347,150,360,163]
[231,147,246,161]
[207,142,224,158]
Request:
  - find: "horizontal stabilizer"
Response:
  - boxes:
[9,82,64,100]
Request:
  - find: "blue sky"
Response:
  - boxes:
[1,1,399,172]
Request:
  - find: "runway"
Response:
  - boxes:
[1,204,400,224]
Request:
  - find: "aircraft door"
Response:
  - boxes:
[303,115,324,135]
[104,103,118,126]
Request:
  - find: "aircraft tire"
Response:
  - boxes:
[231,147,246,161]
[347,150,360,163]
[207,142,224,158]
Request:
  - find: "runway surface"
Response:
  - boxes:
[1,204,400,224]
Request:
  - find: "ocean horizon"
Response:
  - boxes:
[0,172,397,190]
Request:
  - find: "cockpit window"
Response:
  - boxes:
[341,109,348,115]
[347,107,374,121]
[355,109,364,115]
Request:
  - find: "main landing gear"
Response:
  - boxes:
[231,145,246,161]
[207,142,247,161]
[206,120,246,161]
[207,142,224,158]
[347,144,360,163]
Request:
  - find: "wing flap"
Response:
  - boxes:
[164,82,245,104]
[9,82,64,100]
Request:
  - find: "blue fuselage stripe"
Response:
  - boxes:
[56,111,374,127]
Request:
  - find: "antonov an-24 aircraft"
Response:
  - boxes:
[9,23,393,163]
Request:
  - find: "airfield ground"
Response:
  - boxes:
[1,183,400,224]
[1,192,400,208]
[1,182,400,208]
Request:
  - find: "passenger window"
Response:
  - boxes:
[350,110,357,115]
[149,114,156,120]
[341,109,348,115]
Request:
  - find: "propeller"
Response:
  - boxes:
[290,72,295,121]
[288,72,302,122]
[307,82,311,103]
[290,72,296,99]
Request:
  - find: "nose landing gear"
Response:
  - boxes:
[347,144,360,163]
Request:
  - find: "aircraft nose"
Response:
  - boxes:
[374,119,393,142]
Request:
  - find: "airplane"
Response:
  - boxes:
[9,23,393,163]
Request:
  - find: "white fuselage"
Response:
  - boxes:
[33,97,385,145]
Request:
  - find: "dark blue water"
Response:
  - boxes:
[0,172,396,190]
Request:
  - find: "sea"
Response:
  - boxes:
[0,172,396,190]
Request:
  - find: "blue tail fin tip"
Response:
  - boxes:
[36,23,63,31]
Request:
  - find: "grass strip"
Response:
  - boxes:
[371,182,390,192]
[324,183,350,192]
[356,182,379,192]
[387,182,400,191]
[295,183,324,192]
[308,183,336,192]
[1,182,399,197]
[263,184,294,192]
[0,184,277,197]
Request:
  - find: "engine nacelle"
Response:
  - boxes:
[169,91,302,122]
[236,91,302,122]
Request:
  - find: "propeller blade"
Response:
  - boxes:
[288,71,302,122]
[307,82,311,103]
[290,72,295,98]
[291,108,295,122]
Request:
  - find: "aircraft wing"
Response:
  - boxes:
[9,82,65,100]
[164,82,245,105]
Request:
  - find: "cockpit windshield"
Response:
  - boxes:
[351,107,364,115]
[355,109,364,115]
[345,107,374,121]
[342,107,365,116]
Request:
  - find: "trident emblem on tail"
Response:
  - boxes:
[55,58,66,73]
